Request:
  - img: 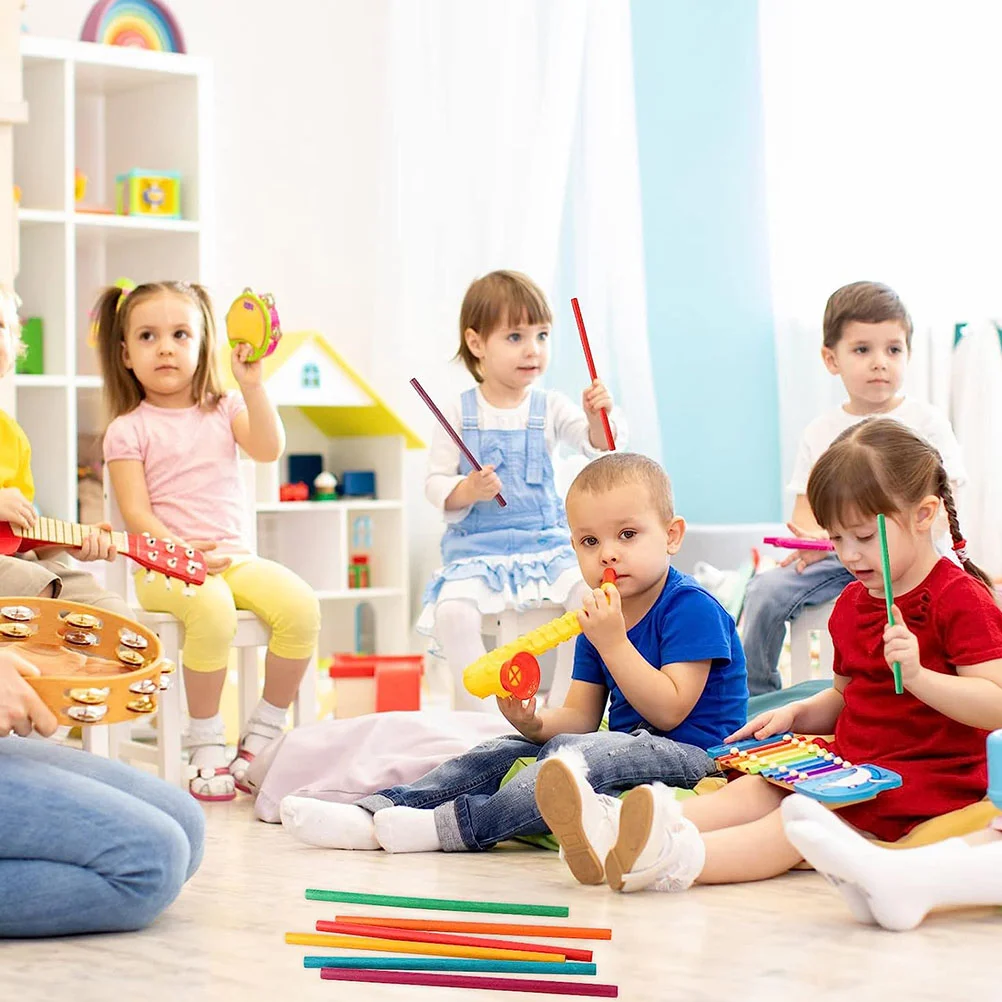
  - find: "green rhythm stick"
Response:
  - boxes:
[877,514,904,694]
[304,889,569,917]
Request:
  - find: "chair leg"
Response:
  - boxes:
[818,627,835,678]
[237,647,261,734]
[548,640,575,709]
[789,620,811,686]
[293,654,317,726]
[82,726,110,757]
[157,625,185,787]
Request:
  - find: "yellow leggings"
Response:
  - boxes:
[134,555,321,672]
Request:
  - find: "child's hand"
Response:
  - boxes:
[188,539,232,575]
[464,466,502,504]
[497,694,543,740]
[231,343,263,389]
[577,584,627,653]
[582,379,613,417]
[884,605,922,685]
[0,649,57,737]
[76,523,118,563]
[725,704,798,743]
[779,521,831,573]
[0,488,36,531]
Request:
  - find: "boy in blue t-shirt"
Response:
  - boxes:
[282,453,748,860]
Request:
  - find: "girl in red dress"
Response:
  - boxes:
[537,418,1002,895]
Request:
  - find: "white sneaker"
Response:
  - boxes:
[535,751,622,885]
[606,783,705,893]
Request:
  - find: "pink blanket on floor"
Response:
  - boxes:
[246,710,514,822]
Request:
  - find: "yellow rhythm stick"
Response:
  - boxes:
[284,932,563,962]
[463,569,618,700]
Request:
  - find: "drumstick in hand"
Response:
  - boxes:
[409,378,507,508]
[571,298,615,452]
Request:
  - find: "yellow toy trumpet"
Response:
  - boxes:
[463,569,618,701]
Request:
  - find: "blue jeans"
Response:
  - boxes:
[357,730,716,851]
[0,738,205,938]
[741,556,854,696]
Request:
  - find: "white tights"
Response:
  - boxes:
[434,581,590,712]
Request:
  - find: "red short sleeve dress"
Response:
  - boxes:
[826,558,1002,841]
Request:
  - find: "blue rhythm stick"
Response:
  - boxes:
[877,514,904,695]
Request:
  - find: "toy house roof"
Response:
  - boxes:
[225,330,424,448]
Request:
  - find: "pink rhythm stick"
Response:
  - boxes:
[570,298,616,452]
[409,378,507,508]
[320,967,619,996]
[763,537,835,552]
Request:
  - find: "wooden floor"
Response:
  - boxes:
[2,798,997,1001]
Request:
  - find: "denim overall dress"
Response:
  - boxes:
[421,388,578,608]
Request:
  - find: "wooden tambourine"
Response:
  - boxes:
[225,287,282,362]
[0,598,172,726]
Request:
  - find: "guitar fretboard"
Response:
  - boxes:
[14,518,129,552]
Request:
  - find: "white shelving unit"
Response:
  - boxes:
[13,36,212,521]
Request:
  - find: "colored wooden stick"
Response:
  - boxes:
[305,888,569,917]
[319,968,619,996]
[409,377,506,507]
[334,915,611,940]
[285,931,559,962]
[303,956,597,975]
[315,920,592,961]
[877,514,904,695]
[763,536,834,552]
[570,298,615,452]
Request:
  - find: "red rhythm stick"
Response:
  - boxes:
[319,968,619,997]
[570,298,615,452]
[409,378,506,508]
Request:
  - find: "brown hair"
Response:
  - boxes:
[567,453,675,524]
[822,281,913,350]
[93,281,223,419]
[807,418,993,592]
[455,270,552,382]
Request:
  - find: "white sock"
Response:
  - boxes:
[373,806,444,853]
[780,795,876,924]
[280,797,380,850]
[239,698,287,758]
[783,815,1002,931]
[186,713,227,771]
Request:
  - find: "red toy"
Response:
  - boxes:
[328,654,423,717]
[571,298,615,452]
[280,482,309,502]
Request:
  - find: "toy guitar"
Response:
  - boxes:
[0,597,172,725]
[225,287,282,362]
[0,518,207,588]
[707,733,902,807]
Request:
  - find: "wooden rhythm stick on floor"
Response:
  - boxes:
[570,298,615,452]
[409,378,506,508]
[707,733,902,807]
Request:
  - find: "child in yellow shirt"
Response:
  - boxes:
[0,289,125,608]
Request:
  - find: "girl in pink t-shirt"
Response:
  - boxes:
[95,281,320,802]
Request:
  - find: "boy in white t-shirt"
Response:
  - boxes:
[743,281,966,694]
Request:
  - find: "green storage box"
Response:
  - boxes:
[15,317,43,375]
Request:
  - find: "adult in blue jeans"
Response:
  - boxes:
[0,648,204,938]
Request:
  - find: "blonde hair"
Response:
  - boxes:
[807,418,993,592]
[0,286,25,366]
[567,453,675,524]
[93,281,224,419]
[455,271,552,382]
[822,281,913,350]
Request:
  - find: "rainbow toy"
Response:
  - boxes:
[708,733,902,807]
[80,0,186,53]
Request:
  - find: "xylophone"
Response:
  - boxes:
[989,729,1002,810]
[707,733,902,807]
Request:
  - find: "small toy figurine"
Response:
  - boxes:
[313,472,337,501]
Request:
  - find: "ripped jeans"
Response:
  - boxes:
[356,730,716,851]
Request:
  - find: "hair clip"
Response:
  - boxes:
[952,538,969,561]
[88,277,137,347]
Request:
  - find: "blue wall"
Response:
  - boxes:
[631,0,781,523]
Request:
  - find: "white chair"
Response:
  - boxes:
[95,462,316,786]
[788,599,836,685]
[480,605,575,707]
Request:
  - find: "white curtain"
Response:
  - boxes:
[371,0,657,619]
[759,0,1002,573]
